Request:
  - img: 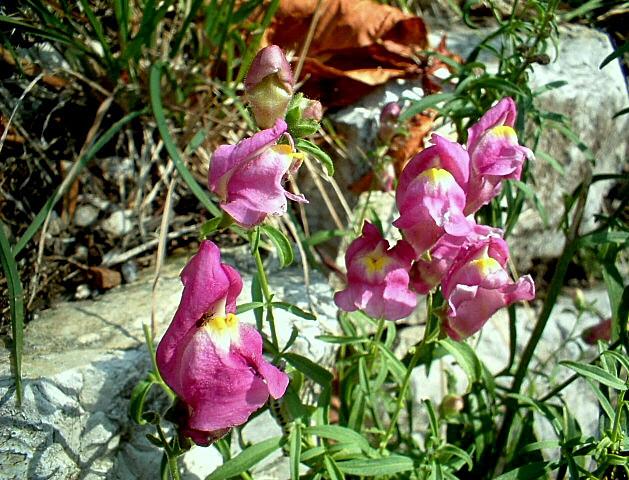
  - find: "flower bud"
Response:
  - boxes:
[439,394,464,418]
[302,99,323,122]
[581,318,612,345]
[572,288,586,311]
[378,102,402,142]
[245,45,294,129]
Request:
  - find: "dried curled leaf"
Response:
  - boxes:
[265,0,429,107]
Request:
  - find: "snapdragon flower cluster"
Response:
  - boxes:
[335,98,536,339]
[156,46,322,446]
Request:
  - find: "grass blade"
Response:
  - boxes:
[149,62,220,217]
[0,222,24,405]
[206,436,284,480]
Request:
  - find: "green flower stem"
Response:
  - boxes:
[610,389,626,446]
[379,343,422,452]
[380,294,433,450]
[156,424,181,480]
[253,238,280,351]
[366,317,386,432]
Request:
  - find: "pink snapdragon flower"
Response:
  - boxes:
[409,223,502,295]
[156,241,289,446]
[394,135,473,256]
[441,236,535,340]
[334,222,417,321]
[245,45,294,129]
[209,119,306,228]
[464,97,534,214]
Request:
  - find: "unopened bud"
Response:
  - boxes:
[245,45,294,129]
[572,288,586,311]
[378,102,402,142]
[439,394,464,418]
[581,318,612,345]
[302,99,323,122]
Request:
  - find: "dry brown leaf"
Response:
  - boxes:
[265,0,429,107]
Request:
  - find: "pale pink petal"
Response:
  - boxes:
[209,120,287,198]
[222,148,291,227]
[467,97,516,152]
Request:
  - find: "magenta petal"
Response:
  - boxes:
[157,241,243,391]
[209,120,287,198]
[234,325,289,399]
[221,148,292,227]
[180,329,270,432]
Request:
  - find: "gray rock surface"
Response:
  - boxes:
[0,247,339,479]
[321,24,628,270]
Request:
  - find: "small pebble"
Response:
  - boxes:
[74,245,89,261]
[121,261,139,283]
[47,211,65,236]
[75,284,91,300]
[74,204,99,227]
[101,209,134,237]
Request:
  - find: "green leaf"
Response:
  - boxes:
[289,422,302,480]
[579,231,629,248]
[399,93,455,121]
[335,455,414,476]
[376,343,406,384]
[305,229,345,246]
[437,444,473,470]
[535,151,564,175]
[296,138,334,176]
[533,80,568,96]
[236,302,265,314]
[205,436,284,480]
[283,353,333,386]
[199,216,223,239]
[600,41,629,69]
[185,127,209,154]
[324,455,345,480]
[129,377,156,425]
[584,377,615,421]
[613,106,629,118]
[510,180,549,226]
[150,62,220,217]
[439,339,481,390]
[494,462,550,479]
[560,361,627,390]
[146,433,164,448]
[424,399,439,438]
[260,224,294,268]
[317,335,368,345]
[0,222,24,404]
[272,302,316,321]
[305,425,371,453]
[602,251,625,341]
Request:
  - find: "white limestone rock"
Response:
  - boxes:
[0,249,339,479]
